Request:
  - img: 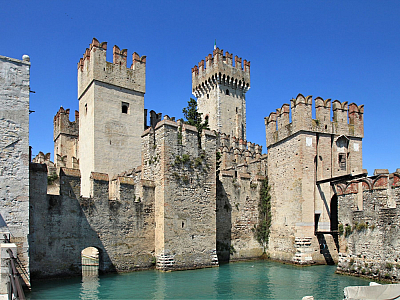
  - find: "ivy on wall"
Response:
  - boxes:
[253,178,271,253]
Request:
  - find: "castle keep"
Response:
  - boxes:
[1,38,399,284]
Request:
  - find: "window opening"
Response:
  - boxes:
[226,89,230,95]
[339,153,346,171]
[122,102,129,114]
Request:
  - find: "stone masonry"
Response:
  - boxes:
[192,48,250,140]
[7,38,399,283]
[0,54,31,286]
[335,169,400,281]
[78,38,146,197]
[265,94,364,264]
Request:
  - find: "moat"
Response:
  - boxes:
[26,261,371,299]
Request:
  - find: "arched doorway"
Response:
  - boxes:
[81,247,99,276]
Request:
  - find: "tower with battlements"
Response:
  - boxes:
[192,48,250,140]
[77,38,146,196]
[265,94,364,264]
[53,107,79,170]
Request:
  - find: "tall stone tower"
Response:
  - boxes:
[192,48,250,140]
[265,94,364,264]
[77,38,146,196]
[53,107,79,170]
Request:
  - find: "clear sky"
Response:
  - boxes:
[1,0,399,174]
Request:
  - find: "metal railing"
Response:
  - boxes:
[6,248,25,300]
[3,234,30,288]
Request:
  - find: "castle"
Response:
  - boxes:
[1,38,399,286]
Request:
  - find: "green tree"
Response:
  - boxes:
[253,178,272,253]
[182,98,209,147]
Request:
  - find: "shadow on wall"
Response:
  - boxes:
[216,179,232,263]
[29,165,117,278]
[316,234,335,265]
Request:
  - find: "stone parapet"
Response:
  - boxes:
[265,94,364,148]
[192,48,250,98]
[78,38,146,99]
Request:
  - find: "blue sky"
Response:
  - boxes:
[1,0,399,174]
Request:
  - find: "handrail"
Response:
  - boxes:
[3,233,30,286]
[6,248,25,300]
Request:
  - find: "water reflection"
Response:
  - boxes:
[80,275,100,300]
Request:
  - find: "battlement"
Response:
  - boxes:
[77,38,146,99]
[53,107,79,141]
[192,47,250,98]
[216,133,264,170]
[265,94,364,148]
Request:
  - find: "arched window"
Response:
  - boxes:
[122,102,129,114]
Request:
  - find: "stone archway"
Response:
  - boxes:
[81,247,99,276]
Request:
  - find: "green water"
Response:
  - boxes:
[27,261,371,299]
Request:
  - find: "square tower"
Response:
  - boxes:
[265,94,364,264]
[192,48,250,140]
[77,38,146,196]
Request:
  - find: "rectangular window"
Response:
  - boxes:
[339,153,346,171]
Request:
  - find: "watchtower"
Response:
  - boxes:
[77,38,146,196]
[265,94,364,264]
[192,48,250,140]
[53,107,79,170]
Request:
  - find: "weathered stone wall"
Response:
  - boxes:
[265,94,364,264]
[29,165,155,278]
[78,38,146,196]
[217,171,266,261]
[336,170,400,281]
[0,55,30,283]
[215,132,267,261]
[141,118,218,270]
[193,48,250,140]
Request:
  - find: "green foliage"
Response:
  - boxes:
[355,222,368,232]
[182,154,190,163]
[216,151,222,174]
[182,98,209,147]
[253,178,272,253]
[386,263,393,270]
[47,173,58,185]
[338,223,344,236]
[345,225,352,237]
[229,245,236,255]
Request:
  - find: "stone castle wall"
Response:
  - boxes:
[29,164,155,278]
[215,133,267,261]
[336,170,400,281]
[265,94,364,264]
[78,38,146,196]
[0,55,31,284]
[141,118,218,270]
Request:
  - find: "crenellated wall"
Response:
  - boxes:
[335,169,400,281]
[214,132,267,262]
[141,118,218,270]
[53,107,79,170]
[264,94,364,265]
[192,48,250,140]
[29,164,155,278]
[78,38,146,197]
[265,94,364,148]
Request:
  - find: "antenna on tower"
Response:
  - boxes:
[214,39,216,50]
